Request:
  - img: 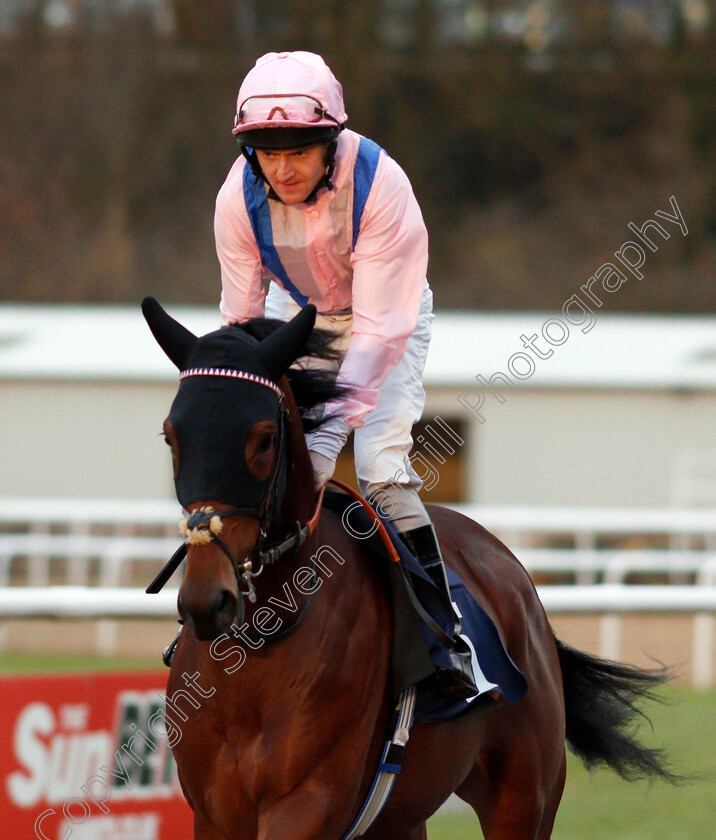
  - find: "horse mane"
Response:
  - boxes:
[236,317,351,434]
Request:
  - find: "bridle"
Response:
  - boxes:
[170,487,324,606]
[146,367,323,601]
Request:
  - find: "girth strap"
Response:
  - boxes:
[339,685,416,840]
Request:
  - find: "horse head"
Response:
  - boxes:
[142,297,318,641]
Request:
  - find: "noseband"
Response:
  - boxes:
[146,366,322,600]
[175,492,322,603]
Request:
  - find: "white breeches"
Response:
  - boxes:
[265,282,434,531]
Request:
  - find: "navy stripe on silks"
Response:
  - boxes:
[352,137,384,251]
[242,164,309,307]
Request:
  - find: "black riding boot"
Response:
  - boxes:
[400,523,479,700]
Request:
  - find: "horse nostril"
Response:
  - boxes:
[214,588,238,621]
[177,594,187,622]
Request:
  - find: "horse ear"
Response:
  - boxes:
[141,296,198,370]
[258,305,317,380]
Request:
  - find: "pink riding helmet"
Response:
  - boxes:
[232,51,348,137]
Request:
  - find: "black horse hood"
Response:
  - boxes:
[141,296,317,381]
[184,325,268,376]
[141,297,316,510]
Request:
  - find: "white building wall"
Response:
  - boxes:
[3,307,716,507]
[3,378,716,507]
[465,388,716,507]
[0,380,176,499]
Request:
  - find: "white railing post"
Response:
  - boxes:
[599,614,622,661]
[692,613,714,688]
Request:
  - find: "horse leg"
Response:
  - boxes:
[391,825,428,840]
[455,730,566,840]
[194,812,229,840]
[254,779,425,840]
[368,823,428,840]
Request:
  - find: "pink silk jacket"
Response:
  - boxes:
[215,128,430,429]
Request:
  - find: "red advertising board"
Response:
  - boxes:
[0,672,193,840]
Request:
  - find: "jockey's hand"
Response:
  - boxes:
[309,450,336,491]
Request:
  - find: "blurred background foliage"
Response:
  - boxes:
[0,0,714,311]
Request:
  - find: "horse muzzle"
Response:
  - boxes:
[178,583,245,642]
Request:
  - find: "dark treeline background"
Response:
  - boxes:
[1,0,714,312]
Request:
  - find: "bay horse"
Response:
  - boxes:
[142,298,673,840]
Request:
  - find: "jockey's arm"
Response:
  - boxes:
[318,154,429,436]
[215,161,266,324]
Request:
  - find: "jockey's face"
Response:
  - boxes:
[255,144,328,205]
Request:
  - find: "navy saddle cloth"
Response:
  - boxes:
[322,490,527,723]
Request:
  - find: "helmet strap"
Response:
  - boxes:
[241,146,266,186]
[323,137,339,191]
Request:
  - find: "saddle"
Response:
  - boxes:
[321,487,527,724]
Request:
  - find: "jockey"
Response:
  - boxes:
[215,51,477,699]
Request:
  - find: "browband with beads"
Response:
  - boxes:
[179,367,283,399]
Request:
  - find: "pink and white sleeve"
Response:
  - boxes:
[327,155,429,428]
[215,167,266,325]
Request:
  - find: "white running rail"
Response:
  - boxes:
[0,585,714,686]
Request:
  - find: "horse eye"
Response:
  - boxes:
[162,432,173,449]
[257,434,276,454]
[245,421,278,481]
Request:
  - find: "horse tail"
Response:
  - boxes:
[555,636,678,782]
